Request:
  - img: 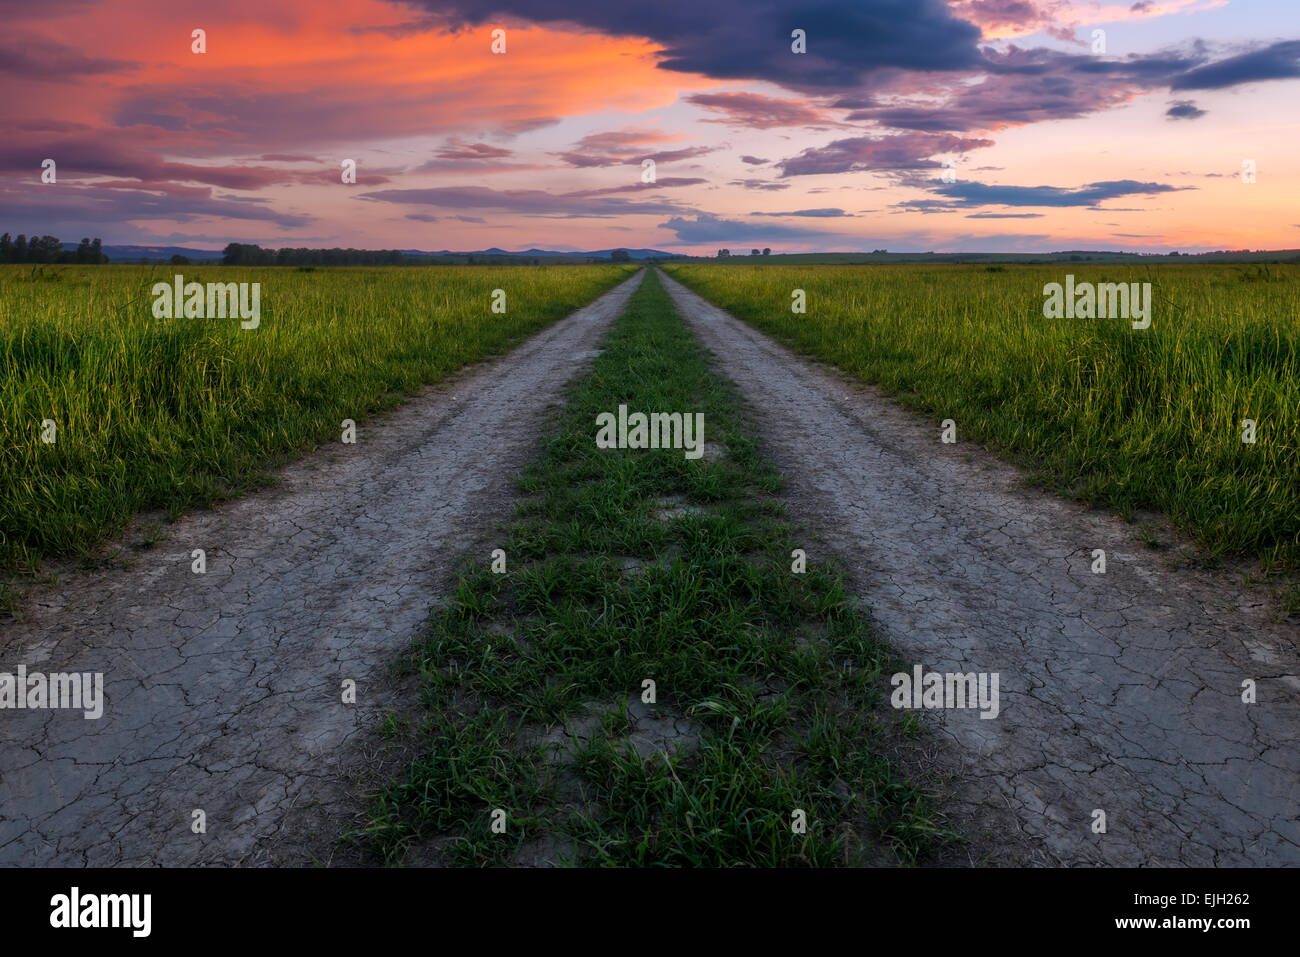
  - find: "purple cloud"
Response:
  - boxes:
[778,132,994,176]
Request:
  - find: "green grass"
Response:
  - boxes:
[0,263,636,568]
[663,262,1300,569]
[358,268,948,867]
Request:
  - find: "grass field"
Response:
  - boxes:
[664,263,1300,569]
[361,268,945,866]
[0,263,636,569]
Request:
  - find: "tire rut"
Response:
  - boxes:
[0,270,644,866]
[659,268,1300,867]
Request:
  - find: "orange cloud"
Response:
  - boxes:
[5,0,692,159]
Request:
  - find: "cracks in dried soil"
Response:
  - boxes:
[0,272,644,866]
[659,269,1300,867]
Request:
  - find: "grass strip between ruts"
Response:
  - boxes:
[359,268,950,866]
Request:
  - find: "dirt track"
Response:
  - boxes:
[661,269,1300,866]
[0,271,642,866]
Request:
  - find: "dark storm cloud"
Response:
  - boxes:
[842,65,1143,131]
[984,45,1203,80]
[399,0,984,90]
[842,47,1203,134]
[1170,40,1300,90]
[393,0,1300,148]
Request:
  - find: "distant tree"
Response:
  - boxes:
[170,254,191,265]
[718,248,730,258]
[762,247,770,256]
[222,242,274,265]
[610,249,631,262]
[0,233,105,264]
[28,235,63,263]
[751,248,760,256]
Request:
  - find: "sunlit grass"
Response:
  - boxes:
[0,263,636,567]
[664,263,1300,568]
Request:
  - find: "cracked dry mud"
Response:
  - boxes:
[660,269,1300,867]
[0,271,643,866]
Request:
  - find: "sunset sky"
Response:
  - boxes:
[4,0,1299,254]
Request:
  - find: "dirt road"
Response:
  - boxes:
[661,269,1300,866]
[0,271,642,866]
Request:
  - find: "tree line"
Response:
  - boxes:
[224,243,412,266]
[222,243,638,266]
[0,233,108,264]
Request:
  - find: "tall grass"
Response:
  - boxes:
[664,263,1300,567]
[0,263,636,567]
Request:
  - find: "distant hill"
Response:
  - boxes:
[83,245,225,263]
[70,243,1300,266]
[81,244,682,263]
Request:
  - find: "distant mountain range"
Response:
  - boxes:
[83,244,683,263]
